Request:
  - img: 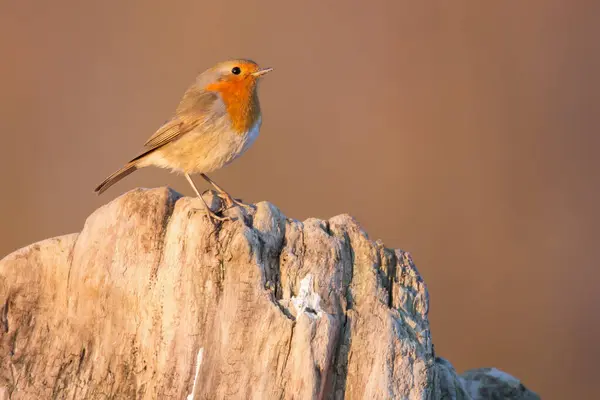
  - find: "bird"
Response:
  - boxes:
[94,59,273,222]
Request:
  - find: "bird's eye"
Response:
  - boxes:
[231,67,241,75]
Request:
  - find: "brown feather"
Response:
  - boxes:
[94,162,137,194]
[139,116,202,154]
[142,90,219,152]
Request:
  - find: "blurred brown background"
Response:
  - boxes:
[1,1,599,398]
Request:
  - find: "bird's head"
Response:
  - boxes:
[197,59,272,133]
[200,59,272,94]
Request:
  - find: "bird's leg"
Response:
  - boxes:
[185,173,232,222]
[200,173,254,211]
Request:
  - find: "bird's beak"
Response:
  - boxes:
[252,67,273,77]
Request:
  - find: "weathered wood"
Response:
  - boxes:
[0,187,538,400]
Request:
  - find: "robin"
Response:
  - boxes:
[94,59,273,222]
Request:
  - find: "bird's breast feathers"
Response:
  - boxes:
[205,78,261,134]
[144,116,261,174]
[239,115,261,155]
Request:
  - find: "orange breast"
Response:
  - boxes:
[206,78,261,134]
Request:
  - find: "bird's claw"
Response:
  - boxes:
[187,207,234,223]
[217,193,255,212]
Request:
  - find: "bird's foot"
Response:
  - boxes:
[187,206,234,224]
[217,193,255,212]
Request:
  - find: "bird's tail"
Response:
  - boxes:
[94,161,138,195]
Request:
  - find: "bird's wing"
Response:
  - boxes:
[131,88,224,160]
[141,115,202,151]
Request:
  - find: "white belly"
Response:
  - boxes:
[142,117,261,174]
